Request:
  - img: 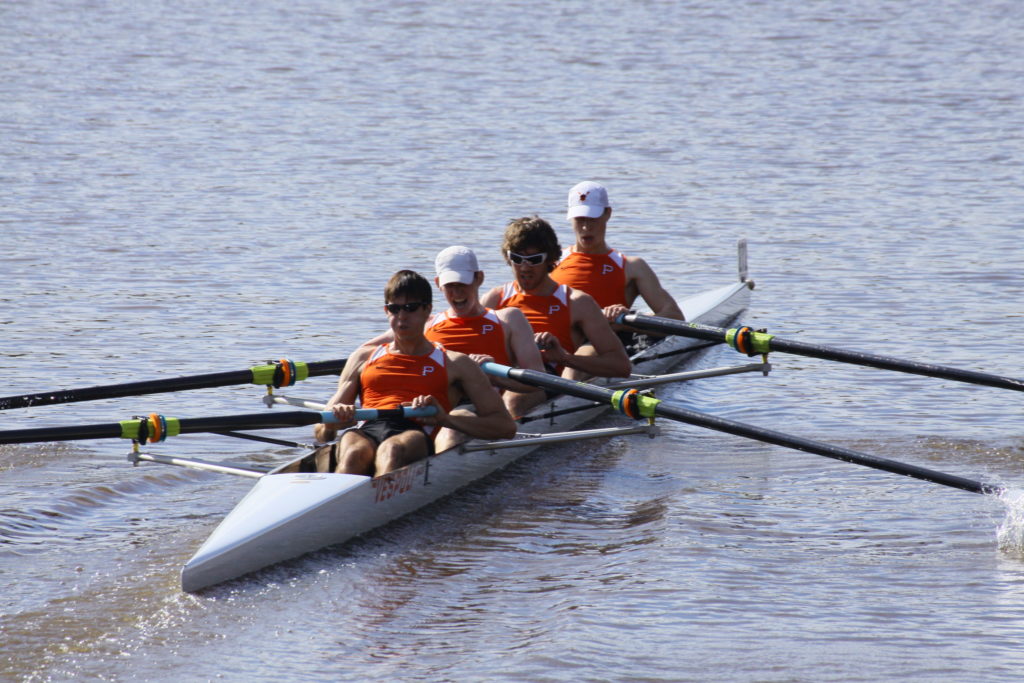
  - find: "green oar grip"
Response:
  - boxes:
[120,416,182,442]
[610,389,660,419]
[250,360,310,387]
[119,419,142,440]
[725,326,773,356]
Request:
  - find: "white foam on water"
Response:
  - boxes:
[996,488,1024,555]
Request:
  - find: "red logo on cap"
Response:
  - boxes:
[579,192,588,202]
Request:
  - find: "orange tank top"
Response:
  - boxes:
[360,343,452,417]
[424,308,510,365]
[551,248,627,309]
[497,282,576,354]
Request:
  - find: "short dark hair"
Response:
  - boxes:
[502,215,561,273]
[384,270,432,304]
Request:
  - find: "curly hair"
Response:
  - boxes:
[501,215,561,273]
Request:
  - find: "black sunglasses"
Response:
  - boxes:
[385,302,430,314]
[508,251,547,266]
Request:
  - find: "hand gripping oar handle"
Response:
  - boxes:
[616,313,1024,394]
[343,406,437,422]
[0,406,437,445]
[481,362,1003,496]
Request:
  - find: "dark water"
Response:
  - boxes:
[2,0,1023,680]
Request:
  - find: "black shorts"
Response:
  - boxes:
[301,418,433,473]
[357,416,435,456]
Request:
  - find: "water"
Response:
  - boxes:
[2,0,1023,680]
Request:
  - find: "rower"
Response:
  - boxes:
[313,270,516,476]
[426,246,546,416]
[551,181,685,352]
[480,216,631,387]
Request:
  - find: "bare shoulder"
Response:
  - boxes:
[495,306,529,326]
[480,284,504,307]
[334,342,377,391]
[444,348,477,374]
[348,342,377,365]
[624,253,658,279]
[568,286,597,305]
[568,287,603,316]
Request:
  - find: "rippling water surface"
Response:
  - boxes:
[2,0,1023,681]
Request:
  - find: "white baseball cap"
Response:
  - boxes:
[435,245,480,286]
[566,181,610,219]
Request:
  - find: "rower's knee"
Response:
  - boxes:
[433,407,476,451]
[505,389,545,416]
[433,427,464,452]
[334,433,374,475]
[375,431,429,474]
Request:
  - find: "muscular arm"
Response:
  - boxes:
[557,292,631,378]
[491,307,544,393]
[313,345,371,442]
[442,353,517,440]
[625,256,684,320]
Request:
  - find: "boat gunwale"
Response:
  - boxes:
[180,277,752,591]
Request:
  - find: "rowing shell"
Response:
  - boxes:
[180,258,753,592]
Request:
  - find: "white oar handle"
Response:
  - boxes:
[319,406,438,423]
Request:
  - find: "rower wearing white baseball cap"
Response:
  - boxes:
[425,246,546,417]
[552,182,685,339]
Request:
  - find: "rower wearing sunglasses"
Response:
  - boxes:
[552,181,684,351]
[313,270,516,476]
[355,247,548,417]
[481,216,631,383]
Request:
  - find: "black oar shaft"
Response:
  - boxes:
[0,369,257,410]
[649,400,994,495]
[0,406,434,446]
[0,410,326,445]
[619,314,1024,393]
[0,359,348,410]
[767,336,1024,392]
[482,363,1002,496]
[0,423,127,444]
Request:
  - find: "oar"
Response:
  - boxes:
[617,313,1024,394]
[0,358,347,411]
[481,362,1004,496]
[0,406,436,446]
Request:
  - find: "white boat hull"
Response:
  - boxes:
[181,278,752,592]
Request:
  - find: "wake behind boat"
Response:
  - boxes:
[179,247,755,592]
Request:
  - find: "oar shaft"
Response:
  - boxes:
[0,369,259,410]
[649,400,995,495]
[767,336,1024,392]
[0,406,436,445]
[482,363,1002,496]
[0,359,349,410]
[0,422,127,444]
[618,313,1024,393]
